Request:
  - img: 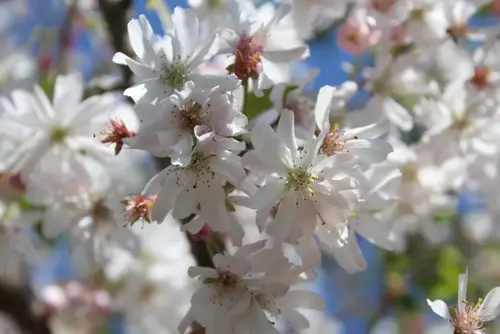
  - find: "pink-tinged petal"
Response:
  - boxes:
[478,287,500,322]
[337,20,371,55]
[427,299,451,320]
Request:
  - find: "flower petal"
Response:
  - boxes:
[427,299,451,320]
[479,287,500,322]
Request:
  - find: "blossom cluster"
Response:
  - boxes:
[2,0,500,332]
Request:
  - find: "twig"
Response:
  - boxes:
[55,0,78,75]
[97,0,134,88]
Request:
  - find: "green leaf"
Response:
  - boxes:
[244,84,300,121]
[434,211,457,225]
[428,246,464,300]
[391,43,415,58]
[39,74,56,101]
[476,3,492,17]
[18,195,44,211]
[244,88,273,121]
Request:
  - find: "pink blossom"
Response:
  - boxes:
[493,0,500,16]
[337,20,371,55]
[192,224,212,241]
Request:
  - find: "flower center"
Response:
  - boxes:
[100,119,135,156]
[470,66,491,89]
[286,168,316,192]
[451,114,470,132]
[410,8,426,20]
[320,126,346,156]
[92,200,112,223]
[449,301,486,334]
[162,64,188,90]
[138,282,157,301]
[181,102,203,129]
[123,194,156,226]
[189,153,208,174]
[401,165,418,183]
[204,270,239,294]
[50,126,69,143]
[231,35,262,81]
[447,22,468,41]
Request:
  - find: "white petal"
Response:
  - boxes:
[262,45,309,63]
[213,253,250,276]
[171,177,197,219]
[172,7,199,60]
[249,178,286,211]
[382,97,413,131]
[427,299,451,320]
[188,266,218,279]
[276,109,298,160]
[344,138,393,164]
[314,85,335,131]
[295,236,321,267]
[42,206,71,239]
[128,15,157,63]
[251,123,293,172]
[267,192,297,242]
[198,180,230,233]
[112,52,129,65]
[151,169,187,222]
[478,287,500,322]
[53,73,83,114]
[458,269,468,312]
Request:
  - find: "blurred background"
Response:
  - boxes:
[1,0,500,333]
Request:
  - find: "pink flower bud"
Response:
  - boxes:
[337,20,371,55]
